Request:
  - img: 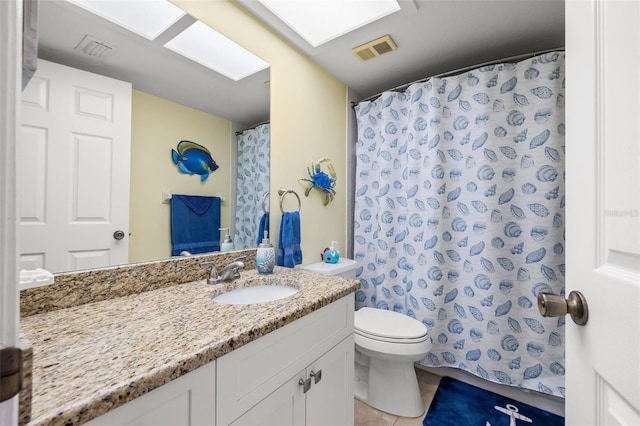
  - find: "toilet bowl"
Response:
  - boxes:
[354,307,431,417]
[300,259,432,418]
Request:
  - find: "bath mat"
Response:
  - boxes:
[423,377,564,426]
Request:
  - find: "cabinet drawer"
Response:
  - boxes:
[217,295,354,425]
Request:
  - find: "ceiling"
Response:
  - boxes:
[238,0,565,100]
[37,0,565,124]
[37,0,271,127]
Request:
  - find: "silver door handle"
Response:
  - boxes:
[537,291,589,325]
[113,230,125,240]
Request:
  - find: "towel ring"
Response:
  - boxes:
[278,188,301,213]
[261,191,270,213]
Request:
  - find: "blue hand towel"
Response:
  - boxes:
[277,211,302,268]
[256,212,269,246]
[170,195,221,256]
[178,195,215,215]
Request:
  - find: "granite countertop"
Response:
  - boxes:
[20,267,359,426]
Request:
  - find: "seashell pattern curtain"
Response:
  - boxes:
[234,123,270,249]
[353,52,566,396]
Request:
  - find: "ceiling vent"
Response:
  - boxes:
[74,34,116,59]
[352,35,397,62]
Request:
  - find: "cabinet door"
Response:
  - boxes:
[86,362,215,426]
[230,372,305,426]
[217,297,353,425]
[306,335,354,426]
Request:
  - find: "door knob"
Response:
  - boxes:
[113,230,125,240]
[537,291,589,325]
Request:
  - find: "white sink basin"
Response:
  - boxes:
[212,279,299,305]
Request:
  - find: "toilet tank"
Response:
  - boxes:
[300,258,358,279]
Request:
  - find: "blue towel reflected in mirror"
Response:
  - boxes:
[170,195,221,256]
[256,212,269,246]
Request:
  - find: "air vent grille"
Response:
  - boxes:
[352,35,397,62]
[74,34,116,59]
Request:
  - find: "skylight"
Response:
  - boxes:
[164,21,269,81]
[67,0,186,40]
[258,0,401,47]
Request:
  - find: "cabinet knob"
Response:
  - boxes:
[310,370,322,384]
[298,377,311,393]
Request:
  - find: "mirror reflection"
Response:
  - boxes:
[19,0,270,274]
[234,123,271,250]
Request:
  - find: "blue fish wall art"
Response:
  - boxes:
[171,140,219,182]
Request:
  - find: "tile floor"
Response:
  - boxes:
[354,367,442,426]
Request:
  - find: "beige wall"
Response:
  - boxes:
[174,0,349,266]
[129,90,233,263]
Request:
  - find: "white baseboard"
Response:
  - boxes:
[417,365,565,417]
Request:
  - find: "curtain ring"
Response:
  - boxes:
[261,191,270,213]
[278,188,301,213]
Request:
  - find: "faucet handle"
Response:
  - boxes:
[200,261,219,284]
[232,256,246,268]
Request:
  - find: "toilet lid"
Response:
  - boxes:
[354,307,428,340]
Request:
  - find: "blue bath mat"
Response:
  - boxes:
[423,377,564,426]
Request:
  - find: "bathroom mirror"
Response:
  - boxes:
[20,0,270,273]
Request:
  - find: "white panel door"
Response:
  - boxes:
[0,0,21,422]
[20,59,131,274]
[566,0,640,424]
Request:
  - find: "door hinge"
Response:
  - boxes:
[0,347,23,402]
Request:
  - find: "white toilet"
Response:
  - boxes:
[353,307,432,417]
[301,259,432,418]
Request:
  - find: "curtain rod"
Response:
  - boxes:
[352,47,565,107]
[235,120,270,136]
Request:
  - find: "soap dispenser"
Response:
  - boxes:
[219,228,234,252]
[256,231,275,274]
[322,241,340,264]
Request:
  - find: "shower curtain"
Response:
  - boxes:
[234,123,270,249]
[353,52,565,397]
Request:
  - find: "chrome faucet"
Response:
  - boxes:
[201,256,246,285]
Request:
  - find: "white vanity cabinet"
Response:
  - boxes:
[84,295,354,426]
[217,296,355,426]
[86,361,216,426]
[229,336,354,426]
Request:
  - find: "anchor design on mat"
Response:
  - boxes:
[486,403,532,426]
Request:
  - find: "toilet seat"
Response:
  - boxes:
[355,329,430,344]
[355,307,428,343]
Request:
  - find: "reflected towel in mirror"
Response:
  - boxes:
[170,195,221,256]
[256,212,269,246]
